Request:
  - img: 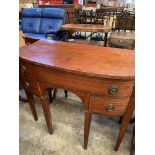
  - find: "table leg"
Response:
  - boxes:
[40,93,53,135]
[104,32,108,47]
[84,112,92,149]
[114,88,135,151]
[64,90,68,98]
[25,91,38,121]
[64,31,69,42]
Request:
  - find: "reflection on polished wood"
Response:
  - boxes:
[61,23,111,33]
[19,40,135,150]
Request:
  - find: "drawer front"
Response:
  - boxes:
[24,79,41,96]
[89,96,130,116]
[20,62,41,96]
[20,60,134,97]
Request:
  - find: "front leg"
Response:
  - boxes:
[25,90,38,121]
[40,91,53,135]
[84,112,92,149]
[114,88,135,151]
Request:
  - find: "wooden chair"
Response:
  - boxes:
[95,8,109,25]
[89,8,110,42]
[108,10,135,50]
[70,9,95,40]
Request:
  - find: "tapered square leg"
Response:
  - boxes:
[40,94,53,135]
[114,88,135,151]
[25,91,38,121]
[84,112,92,149]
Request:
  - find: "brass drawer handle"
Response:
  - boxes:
[105,104,115,112]
[21,65,26,73]
[108,86,118,95]
[25,82,29,89]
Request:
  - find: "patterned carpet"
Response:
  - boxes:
[19,89,133,155]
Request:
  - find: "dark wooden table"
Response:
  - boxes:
[61,24,111,46]
[19,40,135,151]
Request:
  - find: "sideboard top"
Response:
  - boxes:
[19,40,135,80]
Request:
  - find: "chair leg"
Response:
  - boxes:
[49,88,67,101]
[53,88,58,100]
[48,88,58,103]
[118,116,123,124]
[48,88,54,103]
[118,116,135,124]
[64,90,68,98]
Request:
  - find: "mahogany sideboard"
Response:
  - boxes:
[19,40,135,151]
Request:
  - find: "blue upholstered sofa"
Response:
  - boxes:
[21,8,67,40]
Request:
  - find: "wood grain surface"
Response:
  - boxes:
[19,40,135,80]
[61,24,112,32]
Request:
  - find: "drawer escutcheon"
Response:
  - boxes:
[105,104,115,112]
[21,65,26,73]
[25,82,29,89]
[108,86,118,95]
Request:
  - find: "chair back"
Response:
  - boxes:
[21,8,42,34]
[21,8,66,34]
[113,11,135,31]
[40,8,66,34]
[95,8,109,25]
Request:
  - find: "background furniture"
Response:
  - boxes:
[39,4,75,23]
[21,8,67,41]
[61,23,111,46]
[40,0,64,4]
[20,40,135,151]
[108,10,135,49]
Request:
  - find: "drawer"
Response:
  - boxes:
[20,60,134,97]
[89,96,130,116]
[23,78,41,96]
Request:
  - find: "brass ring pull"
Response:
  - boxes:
[21,65,26,73]
[25,82,29,89]
[105,104,115,112]
[108,86,118,95]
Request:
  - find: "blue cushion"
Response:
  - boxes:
[21,18,41,33]
[39,18,63,34]
[21,8,66,41]
[42,8,66,19]
[22,8,42,18]
[24,33,47,40]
